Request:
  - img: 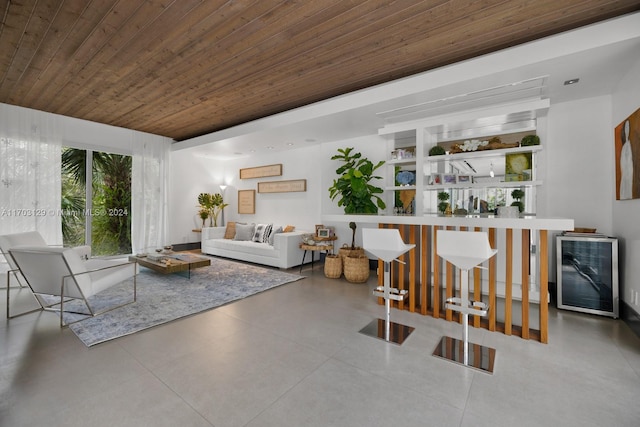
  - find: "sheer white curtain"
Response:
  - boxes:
[131,131,171,254]
[0,104,62,244]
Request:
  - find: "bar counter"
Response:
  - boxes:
[322,214,574,343]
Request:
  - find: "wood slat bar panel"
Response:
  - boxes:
[539,230,549,344]
[432,226,441,319]
[376,223,553,344]
[521,229,530,339]
[473,226,482,328]
[505,228,513,336]
[488,228,497,332]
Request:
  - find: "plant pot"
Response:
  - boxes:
[343,255,370,283]
[324,255,342,278]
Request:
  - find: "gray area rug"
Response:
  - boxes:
[66,257,303,346]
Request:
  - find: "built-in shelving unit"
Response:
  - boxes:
[425,145,543,162]
[379,99,550,216]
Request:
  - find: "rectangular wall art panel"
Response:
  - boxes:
[239,164,282,179]
[257,179,307,193]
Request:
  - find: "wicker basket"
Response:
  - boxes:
[338,244,365,261]
[343,255,370,283]
[324,254,342,278]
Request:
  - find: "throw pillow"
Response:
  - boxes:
[269,226,283,245]
[283,225,295,232]
[234,223,255,241]
[252,223,273,243]
[224,222,236,239]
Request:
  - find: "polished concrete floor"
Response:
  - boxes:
[2,262,640,427]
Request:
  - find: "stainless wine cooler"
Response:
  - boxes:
[556,234,619,318]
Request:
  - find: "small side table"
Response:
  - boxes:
[299,243,334,273]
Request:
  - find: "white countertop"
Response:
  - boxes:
[321,214,574,231]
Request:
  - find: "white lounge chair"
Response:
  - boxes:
[8,246,137,327]
[0,231,91,289]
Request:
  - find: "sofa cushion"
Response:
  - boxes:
[210,239,278,258]
[283,225,295,232]
[269,226,283,245]
[234,223,255,241]
[224,222,236,239]
[252,223,272,243]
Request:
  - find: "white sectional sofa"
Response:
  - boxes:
[201,224,306,269]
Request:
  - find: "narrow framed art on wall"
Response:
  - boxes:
[238,190,255,214]
[615,106,640,200]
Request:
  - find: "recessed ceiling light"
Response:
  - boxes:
[287,142,294,146]
[564,78,580,85]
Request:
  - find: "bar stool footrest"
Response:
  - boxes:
[445,297,488,317]
[373,286,409,301]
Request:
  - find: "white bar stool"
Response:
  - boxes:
[433,230,498,373]
[359,228,415,345]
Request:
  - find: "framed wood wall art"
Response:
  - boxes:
[239,164,282,179]
[257,179,307,193]
[237,190,255,214]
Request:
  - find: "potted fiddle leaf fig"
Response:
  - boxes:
[328,147,386,214]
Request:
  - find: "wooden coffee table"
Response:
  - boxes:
[129,253,211,278]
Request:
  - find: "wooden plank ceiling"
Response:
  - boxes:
[1,0,639,141]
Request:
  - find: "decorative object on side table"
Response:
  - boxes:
[301,234,316,245]
[317,228,331,238]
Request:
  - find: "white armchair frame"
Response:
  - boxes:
[1,231,91,290]
[8,246,137,327]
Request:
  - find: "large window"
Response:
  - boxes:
[61,147,132,256]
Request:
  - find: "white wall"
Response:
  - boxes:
[168,133,388,250]
[320,134,388,250]
[169,144,326,244]
[544,95,614,235]
[612,56,640,310]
